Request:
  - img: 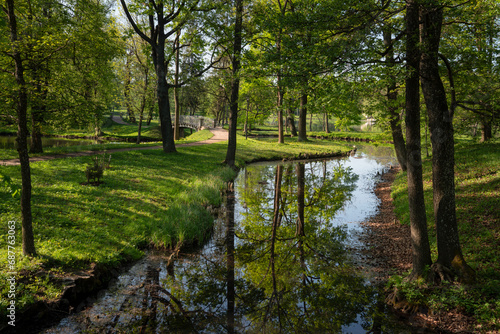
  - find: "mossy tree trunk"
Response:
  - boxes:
[419,3,474,283]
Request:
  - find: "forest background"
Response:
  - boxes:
[1,0,499,332]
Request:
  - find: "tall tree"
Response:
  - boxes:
[225,0,243,168]
[404,0,432,278]
[121,0,223,153]
[5,0,36,256]
[419,1,474,282]
[120,0,180,152]
[439,0,500,142]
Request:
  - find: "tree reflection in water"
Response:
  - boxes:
[46,158,408,333]
[156,159,396,333]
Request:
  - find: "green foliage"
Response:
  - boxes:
[84,153,110,184]
[0,172,20,198]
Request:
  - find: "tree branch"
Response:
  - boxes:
[120,0,153,45]
[438,53,457,119]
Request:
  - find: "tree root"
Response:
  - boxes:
[430,262,455,284]
[430,261,476,284]
[386,288,423,315]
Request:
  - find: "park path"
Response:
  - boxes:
[0,128,228,166]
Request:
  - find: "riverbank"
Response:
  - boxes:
[363,140,500,333]
[361,168,475,333]
[0,135,353,332]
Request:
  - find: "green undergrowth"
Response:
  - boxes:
[0,134,352,316]
[391,141,500,330]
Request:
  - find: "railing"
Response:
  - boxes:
[171,115,215,130]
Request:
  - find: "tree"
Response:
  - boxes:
[225,0,244,168]
[119,33,156,143]
[419,1,474,282]
[4,0,36,256]
[121,0,226,152]
[439,0,500,142]
[383,26,408,171]
[404,0,432,278]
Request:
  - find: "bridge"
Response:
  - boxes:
[111,113,215,131]
[173,115,215,131]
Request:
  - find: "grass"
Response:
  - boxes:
[0,127,213,161]
[237,125,392,143]
[0,134,352,316]
[390,139,500,331]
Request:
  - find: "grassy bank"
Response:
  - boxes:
[0,135,352,316]
[237,126,392,143]
[390,140,500,330]
[0,128,213,161]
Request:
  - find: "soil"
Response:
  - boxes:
[360,167,477,333]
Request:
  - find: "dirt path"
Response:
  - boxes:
[0,128,228,166]
[360,166,412,282]
[361,167,475,333]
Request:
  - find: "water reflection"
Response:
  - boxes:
[0,136,99,150]
[46,155,413,334]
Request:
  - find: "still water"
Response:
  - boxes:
[45,147,422,333]
[0,136,99,150]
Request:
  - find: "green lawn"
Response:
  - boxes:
[0,135,352,315]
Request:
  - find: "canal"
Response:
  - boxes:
[44,147,426,333]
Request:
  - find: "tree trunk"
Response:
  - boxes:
[384,28,407,171]
[155,34,176,153]
[405,0,431,278]
[137,73,148,144]
[245,97,249,139]
[287,108,298,136]
[6,0,36,256]
[298,90,308,142]
[30,70,46,153]
[480,119,492,142]
[30,106,44,154]
[420,4,474,282]
[124,52,136,123]
[174,30,181,141]
[277,83,284,143]
[225,0,243,168]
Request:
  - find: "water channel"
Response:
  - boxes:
[44,146,423,333]
[0,136,99,150]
